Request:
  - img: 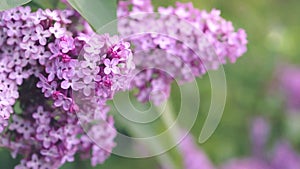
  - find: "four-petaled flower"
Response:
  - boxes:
[59,36,75,53]
[49,23,66,38]
[20,40,39,58]
[32,25,51,45]
[104,58,120,75]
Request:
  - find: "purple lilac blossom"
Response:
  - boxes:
[0,6,133,168]
[118,0,248,104]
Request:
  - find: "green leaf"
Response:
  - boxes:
[67,0,117,34]
[0,0,32,11]
[30,0,59,9]
[13,101,23,115]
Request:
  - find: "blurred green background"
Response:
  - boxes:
[1,0,300,168]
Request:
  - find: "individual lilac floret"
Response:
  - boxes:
[118,1,248,104]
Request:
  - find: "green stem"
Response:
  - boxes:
[155,101,184,169]
[110,99,184,169]
[127,125,178,169]
[157,101,181,139]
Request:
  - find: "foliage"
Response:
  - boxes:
[0,0,31,11]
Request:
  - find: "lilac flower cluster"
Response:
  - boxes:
[0,6,133,168]
[118,0,248,104]
[0,6,77,134]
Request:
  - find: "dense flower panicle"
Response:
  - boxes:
[279,66,300,112]
[0,6,79,134]
[118,0,248,104]
[0,6,133,168]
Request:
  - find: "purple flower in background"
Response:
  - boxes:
[251,117,270,156]
[179,134,215,169]
[271,141,300,169]
[221,158,271,169]
[279,66,300,112]
[220,117,300,169]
